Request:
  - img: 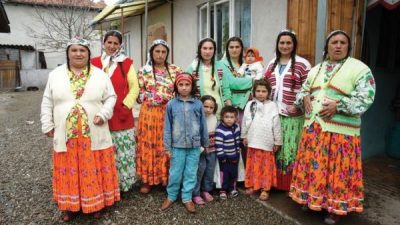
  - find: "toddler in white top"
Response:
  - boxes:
[238,48,265,80]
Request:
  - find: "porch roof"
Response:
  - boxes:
[0,2,10,33]
[90,0,166,28]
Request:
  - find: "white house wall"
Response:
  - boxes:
[124,16,142,69]
[251,0,287,62]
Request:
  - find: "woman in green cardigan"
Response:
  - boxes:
[219,37,253,122]
[289,30,376,225]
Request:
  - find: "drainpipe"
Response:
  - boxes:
[144,0,148,62]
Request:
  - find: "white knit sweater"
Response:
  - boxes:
[241,99,282,151]
[41,64,116,152]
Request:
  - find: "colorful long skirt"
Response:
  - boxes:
[52,139,120,213]
[275,116,304,191]
[136,104,169,186]
[245,147,277,191]
[111,128,137,192]
[289,122,364,215]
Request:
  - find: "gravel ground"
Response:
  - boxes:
[0,91,295,225]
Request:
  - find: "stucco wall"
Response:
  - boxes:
[20,69,52,90]
[124,16,142,69]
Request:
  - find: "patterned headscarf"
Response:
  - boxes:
[67,37,90,48]
[143,39,170,73]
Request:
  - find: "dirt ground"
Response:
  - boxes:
[0,91,294,225]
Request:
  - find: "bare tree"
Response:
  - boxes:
[26,0,102,50]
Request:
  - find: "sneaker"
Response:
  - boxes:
[230,190,239,198]
[219,191,227,200]
[192,196,205,205]
[201,192,214,202]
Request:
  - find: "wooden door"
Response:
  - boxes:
[327,0,365,59]
[0,60,18,90]
[287,0,318,65]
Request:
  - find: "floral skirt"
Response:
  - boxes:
[289,122,364,215]
[136,104,169,186]
[244,147,277,191]
[111,128,137,192]
[275,116,304,191]
[52,139,120,213]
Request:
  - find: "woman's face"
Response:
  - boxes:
[200,41,215,62]
[327,34,349,62]
[228,41,242,59]
[278,35,294,57]
[104,35,121,56]
[68,44,89,69]
[152,44,168,66]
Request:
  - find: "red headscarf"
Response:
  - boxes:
[244,48,264,64]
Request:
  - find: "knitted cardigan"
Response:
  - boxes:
[302,57,375,136]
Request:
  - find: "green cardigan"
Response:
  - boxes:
[302,57,375,136]
[219,58,253,110]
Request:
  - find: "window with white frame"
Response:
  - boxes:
[198,0,251,59]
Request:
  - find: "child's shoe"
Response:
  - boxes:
[230,190,239,198]
[219,191,227,200]
[192,196,205,205]
[201,192,214,202]
[259,190,269,201]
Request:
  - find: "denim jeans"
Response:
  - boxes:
[167,147,200,203]
[193,151,217,196]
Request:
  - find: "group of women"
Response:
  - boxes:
[41,29,375,224]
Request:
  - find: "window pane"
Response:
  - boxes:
[216,2,230,59]
[200,7,208,39]
[235,0,251,49]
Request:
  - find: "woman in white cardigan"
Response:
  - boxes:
[41,38,119,221]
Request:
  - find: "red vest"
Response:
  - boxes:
[91,56,135,131]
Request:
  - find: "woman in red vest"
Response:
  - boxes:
[91,30,139,194]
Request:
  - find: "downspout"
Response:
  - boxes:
[171,1,174,63]
[144,0,149,62]
[141,14,143,66]
[121,7,124,34]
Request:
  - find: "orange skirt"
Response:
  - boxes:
[136,104,169,186]
[52,139,120,213]
[244,147,277,191]
[289,122,364,215]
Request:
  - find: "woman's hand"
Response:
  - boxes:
[225,100,232,106]
[318,100,337,120]
[93,116,104,125]
[242,138,248,146]
[273,145,281,153]
[286,105,298,115]
[164,151,171,158]
[303,95,314,114]
[45,129,54,137]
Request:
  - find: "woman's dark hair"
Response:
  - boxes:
[150,43,171,82]
[225,36,244,69]
[196,38,217,90]
[66,45,91,72]
[103,30,123,44]
[200,95,218,114]
[173,72,198,97]
[220,105,238,120]
[270,31,297,90]
[252,79,272,99]
[323,30,352,61]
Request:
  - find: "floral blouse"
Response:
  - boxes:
[137,64,182,106]
[66,68,91,139]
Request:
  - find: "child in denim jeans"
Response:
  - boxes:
[215,106,241,200]
[161,73,209,213]
[192,95,218,205]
